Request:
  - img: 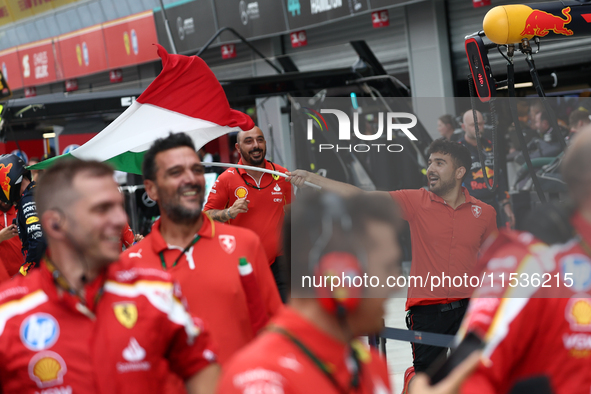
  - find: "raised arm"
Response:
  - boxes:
[287,169,391,198]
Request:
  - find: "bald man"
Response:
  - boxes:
[459,110,515,228]
[204,127,292,301]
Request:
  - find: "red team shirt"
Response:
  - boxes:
[390,188,497,309]
[121,213,282,363]
[460,213,591,394]
[204,159,292,265]
[0,260,216,394]
[217,306,391,394]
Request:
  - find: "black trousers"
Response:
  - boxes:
[406,299,469,372]
[270,257,288,304]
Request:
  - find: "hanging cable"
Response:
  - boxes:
[506,45,547,203]
[521,38,567,151]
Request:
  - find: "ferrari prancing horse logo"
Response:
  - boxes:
[219,234,236,254]
[114,303,138,329]
[471,205,482,218]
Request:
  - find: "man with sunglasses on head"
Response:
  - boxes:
[204,126,292,301]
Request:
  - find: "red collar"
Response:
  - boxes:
[236,158,273,176]
[428,187,476,206]
[149,213,216,254]
[40,258,106,315]
[270,306,371,365]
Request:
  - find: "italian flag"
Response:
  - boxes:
[32,44,254,174]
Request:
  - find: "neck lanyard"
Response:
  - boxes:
[241,162,277,190]
[268,325,361,394]
[159,235,201,270]
[44,256,103,308]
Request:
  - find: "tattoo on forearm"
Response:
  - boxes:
[207,209,233,222]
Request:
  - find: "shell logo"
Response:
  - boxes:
[28,351,67,389]
[234,186,248,199]
[572,300,591,326]
[76,44,82,66]
[566,297,591,331]
[123,31,131,55]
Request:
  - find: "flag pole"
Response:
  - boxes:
[206,162,321,189]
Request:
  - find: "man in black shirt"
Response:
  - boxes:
[0,154,46,274]
[459,110,515,228]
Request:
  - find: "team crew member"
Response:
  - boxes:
[0,200,24,279]
[204,126,291,301]
[0,159,219,394]
[121,133,282,364]
[458,125,591,394]
[458,110,515,228]
[287,138,497,384]
[0,154,46,274]
[217,192,481,394]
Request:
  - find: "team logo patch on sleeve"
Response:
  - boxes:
[471,205,482,218]
[26,216,39,225]
[235,186,248,199]
[28,351,67,389]
[20,313,60,351]
[219,234,236,254]
[113,302,138,329]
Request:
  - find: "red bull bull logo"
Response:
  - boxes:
[521,7,573,38]
[0,163,12,201]
[472,167,494,180]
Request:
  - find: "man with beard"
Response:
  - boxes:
[0,200,23,281]
[0,159,219,393]
[204,126,291,301]
[287,138,497,392]
[120,132,282,365]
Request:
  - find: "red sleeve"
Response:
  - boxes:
[250,234,282,317]
[166,281,219,380]
[120,223,135,249]
[460,234,545,393]
[283,178,292,205]
[204,173,231,212]
[388,189,417,221]
[0,262,9,284]
[461,298,540,394]
[482,207,498,246]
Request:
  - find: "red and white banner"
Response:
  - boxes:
[109,69,123,83]
[290,30,307,48]
[57,25,108,79]
[371,10,389,28]
[0,47,23,90]
[24,86,36,97]
[17,39,59,85]
[221,44,236,59]
[65,79,78,92]
[473,0,491,8]
[103,11,159,69]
